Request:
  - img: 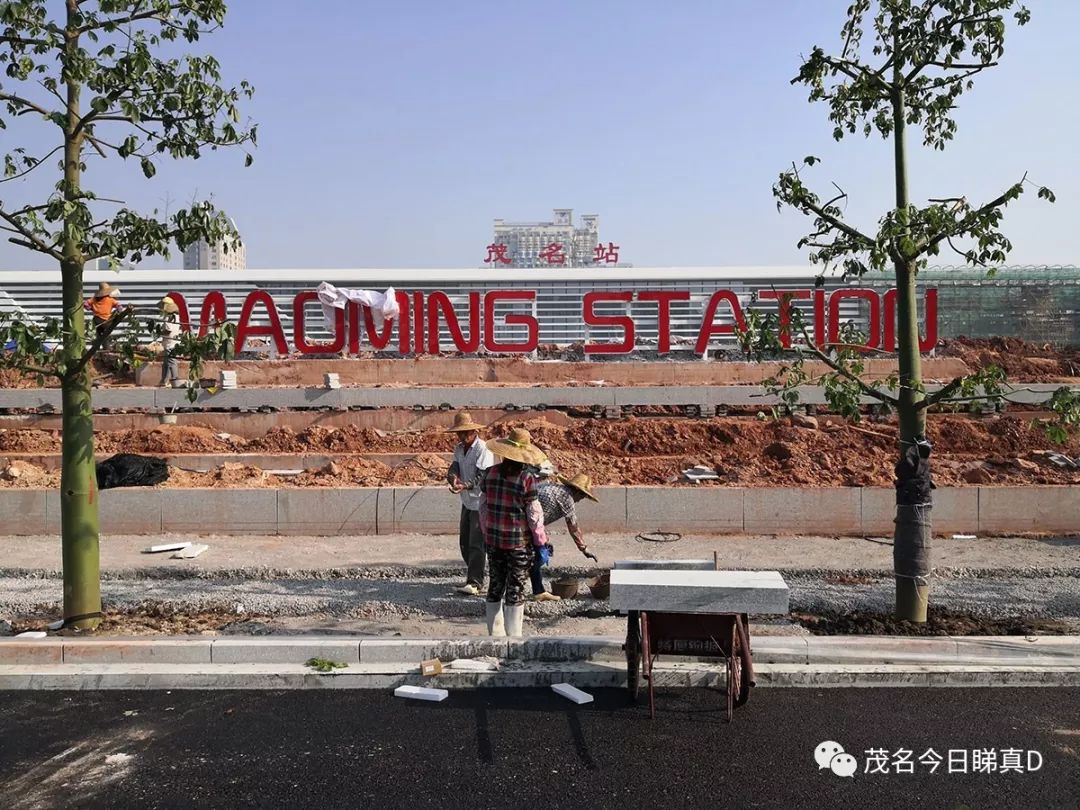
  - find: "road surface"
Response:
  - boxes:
[1,688,1077,809]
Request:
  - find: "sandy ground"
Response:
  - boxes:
[2,533,1077,638]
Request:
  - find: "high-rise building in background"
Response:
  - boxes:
[492,209,599,267]
[183,221,246,270]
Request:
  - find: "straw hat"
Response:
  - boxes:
[488,427,547,466]
[444,411,485,433]
[559,472,599,502]
[159,296,179,314]
[94,281,120,299]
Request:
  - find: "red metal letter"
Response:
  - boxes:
[813,288,826,348]
[483,291,538,353]
[759,289,811,348]
[637,291,690,354]
[198,291,228,338]
[583,291,635,354]
[348,291,410,353]
[412,292,425,355]
[164,292,190,332]
[694,290,746,355]
[828,289,881,350]
[883,287,938,352]
[292,291,345,355]
[235,290,289,355]
[427,292,480,354]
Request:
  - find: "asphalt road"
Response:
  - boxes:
[1,689,1077,809]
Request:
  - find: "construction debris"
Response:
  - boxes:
[15,631,47,639]
[142,542,192,554]
[952,534,977,541]
[394,685,448,702]
[46,619,64,630]
[551,683,594,705]
[419,658,443,677]
[446,658,500,672]
[682,464,720,483]
[172,544,209,559]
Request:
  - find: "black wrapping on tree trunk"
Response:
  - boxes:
[894,437,934,506]
[96,454,170,490]
[894,504,932,577]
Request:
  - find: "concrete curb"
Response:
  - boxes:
[0,661,1077,690]
[1,635,1077,689]
[4,484,1079,536]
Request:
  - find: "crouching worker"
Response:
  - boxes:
[531,473,600,601]
[479,428,549,637]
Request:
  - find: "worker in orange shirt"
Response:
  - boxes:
[84,282,128,346]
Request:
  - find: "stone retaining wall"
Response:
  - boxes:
[2,486,1076,536]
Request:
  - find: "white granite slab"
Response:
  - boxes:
[609,569,789,615]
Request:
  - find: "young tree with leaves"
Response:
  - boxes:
[0,0,254,629]
[760,1,1056,621]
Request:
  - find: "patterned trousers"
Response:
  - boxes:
[485,546,534,607]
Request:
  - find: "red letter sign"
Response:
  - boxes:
[695,290,746,355]
[828,289,881,350]
[483,291,538,353]
[428,292,481,353]
[759,289,811,348]
[235,290,289,355]
[293,291,345,355]
[583,291,635,354]
[637,291,690,353]
[198,291,228,338]
[883,288,938,352]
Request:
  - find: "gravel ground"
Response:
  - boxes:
[2,569,1078,637]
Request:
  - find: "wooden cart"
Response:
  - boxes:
[611,565,788,722]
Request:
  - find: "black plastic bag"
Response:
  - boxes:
[96,454,170,490]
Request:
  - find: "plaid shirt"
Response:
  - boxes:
[480,467,538,550]
[537,481,577,527]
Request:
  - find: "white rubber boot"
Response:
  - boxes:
[504,604,525,637]
[485,602,506,637]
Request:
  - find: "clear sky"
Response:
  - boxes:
[2,0,1077,270]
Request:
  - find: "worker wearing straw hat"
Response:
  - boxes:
[85,281,122,336]
[158,296,182,387]
[478,428,549,637]
[530,473,600,601]
[444,412,495,595]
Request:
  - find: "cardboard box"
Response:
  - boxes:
[420,658,443,677]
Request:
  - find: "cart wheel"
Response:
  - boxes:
[733,617,753,707]
[625,611,642,705]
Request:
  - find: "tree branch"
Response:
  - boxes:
[0,146,63,184]
[793,323,899,405]
[0,93,55,120]
[0,209,63,260]
[68,308,133,378]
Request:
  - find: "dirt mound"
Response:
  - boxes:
[1,415,1078,488]
[794,608,1074,636]
[940,337,1080,382]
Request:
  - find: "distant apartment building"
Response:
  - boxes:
[183,222,246,270]
[492,209,600,267]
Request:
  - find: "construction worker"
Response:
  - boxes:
[478,428,549,637]
[445,412,495,596]
[531,473,600,601]
[85,282,122,340]
[158,296,182,387]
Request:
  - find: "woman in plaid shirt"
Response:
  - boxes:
[478,428,549,637]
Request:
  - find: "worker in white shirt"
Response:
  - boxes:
[158,296,182,387]
[445,412,496,595]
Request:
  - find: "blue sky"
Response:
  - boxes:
[2,0,1077,269]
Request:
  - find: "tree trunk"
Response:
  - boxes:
[60,260,102,629]
[891,38,930,623]
[893,260,931,623]
[60,4,101,630]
